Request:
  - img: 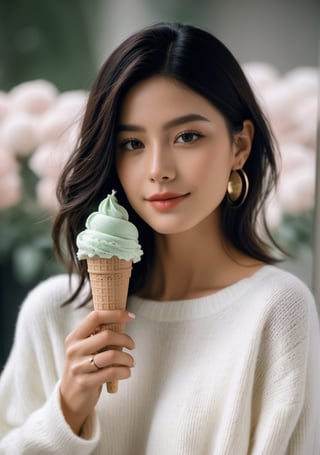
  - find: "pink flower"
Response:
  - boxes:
[0,92,9,119]
[38,91,86,143]
[30,125,78,179]
[36,177,59,212]
[0,172,22,210]
[277,164,315,214]
[242,63,280,113]
[262,81,297,129]
[29,141,68,178]
[283,67,318,98]
[55,90,87,115]
[250,66,318,144]
[276,142,315,214]
[9,80,58,115]
[265,193,282,231]
[0,147,19,175]
[0,147,21,209]
[1,112,39,155]
[38,109,75,143]
[279,143,315,173]
[286,96,318,148]
[242,62,279,92]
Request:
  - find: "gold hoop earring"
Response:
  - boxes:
[226,169,249,208]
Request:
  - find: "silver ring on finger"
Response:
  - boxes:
[90,355,102,370]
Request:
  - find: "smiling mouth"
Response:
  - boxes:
[147,192,190,201]
[146,193,190,210]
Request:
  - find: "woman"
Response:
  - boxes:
[1,23,319,454]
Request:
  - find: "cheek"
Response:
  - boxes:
[116,157,133,190]
[116,159,144,214]
[185,149,232,183]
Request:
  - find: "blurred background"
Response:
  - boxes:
[0,0,319,370]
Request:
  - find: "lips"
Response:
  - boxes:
[147,192,188,201]
[146,192,190,211]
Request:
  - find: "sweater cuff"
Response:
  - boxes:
[49,381,100,451]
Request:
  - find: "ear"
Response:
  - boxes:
[231,120,254,169]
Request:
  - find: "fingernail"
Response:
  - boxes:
[128,312,136,319]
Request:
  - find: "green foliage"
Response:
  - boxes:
[0,0,96,91]
[273,210,314,253]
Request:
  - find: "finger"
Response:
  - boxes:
[78,366,132,389]
[66,330,135,363]
[68,310,135,342]
[85,329,135,355]
[87,350,135,373]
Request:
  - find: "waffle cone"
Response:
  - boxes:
[87,256,132,393]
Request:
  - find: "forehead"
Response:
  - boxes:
[118,76,220,123]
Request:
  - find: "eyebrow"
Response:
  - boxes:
[117,113,210,133]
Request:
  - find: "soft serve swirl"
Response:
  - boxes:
[76,190,143,263]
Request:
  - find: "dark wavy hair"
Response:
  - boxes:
[52,22,280,305]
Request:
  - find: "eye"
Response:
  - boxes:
[118,138,144,151]
[175,131,203,144]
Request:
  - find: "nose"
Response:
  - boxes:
[148,145,176,182]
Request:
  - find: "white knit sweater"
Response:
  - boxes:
[0,265,319,454]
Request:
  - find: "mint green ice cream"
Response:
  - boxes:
[76,190,143,263]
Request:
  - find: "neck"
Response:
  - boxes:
[140,214,263,301]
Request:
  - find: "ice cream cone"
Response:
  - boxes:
[77,190,142,392]
[87,256,132,393]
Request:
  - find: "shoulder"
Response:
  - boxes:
[253,265,314,307]
[17,274,90,329]
[24,273,85,301]
[252,266,319,342]
[242,265,318,342]
[252,268,320,388]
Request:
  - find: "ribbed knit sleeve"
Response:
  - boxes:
[0,276,100,454]
[248,275,320,454]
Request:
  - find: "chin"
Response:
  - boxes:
[148,221,196,236]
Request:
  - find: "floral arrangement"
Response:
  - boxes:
[243,63,317,250]
[0,80,87,283]
[0,65,318,283]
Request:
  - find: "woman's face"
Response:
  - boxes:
[116,76,252,235]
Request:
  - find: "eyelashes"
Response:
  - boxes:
[118,130,204,152]
[118,138,144,151]
[175,131,203,144]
